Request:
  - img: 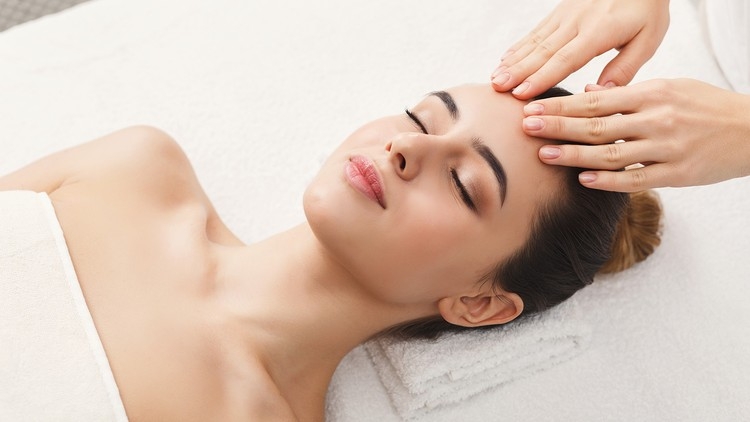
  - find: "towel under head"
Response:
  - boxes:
[365,300,590,420]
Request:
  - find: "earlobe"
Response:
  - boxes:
[438,292,523,328]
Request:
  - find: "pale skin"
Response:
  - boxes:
[492,0,750,192]
[1,84,562,421]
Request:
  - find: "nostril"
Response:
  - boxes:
[385,142,392,152]
[397,153,406,171]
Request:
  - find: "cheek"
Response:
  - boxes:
[377,196,489,292]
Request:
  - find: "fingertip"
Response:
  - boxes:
[578,172,598,184]
[511,81,540,100]
[523,116,545,131]
[539,146,561,160]
[491,71,512,91]
[491,79,510,93]
[523,103,544,115]
[510,75,559,100]
[491,65,507,80]
[512,81,530,96]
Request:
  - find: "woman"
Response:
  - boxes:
[1,83,660,421]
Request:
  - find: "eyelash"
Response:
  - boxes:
[404,108,477,212]
[404,108,427,134]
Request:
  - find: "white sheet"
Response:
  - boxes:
[0,0,747,420]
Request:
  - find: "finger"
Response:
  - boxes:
[524,85,643,118]
[510,37,605,99]
[493,27,563,91]
[501,19,559,68]
[584,83,615,92]
[503,14,555,60]
[596,35,657,87]
[577,164,674,192]
[523,114,637,144]
[537,140,670,171]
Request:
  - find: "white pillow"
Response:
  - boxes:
[702,0,749,93]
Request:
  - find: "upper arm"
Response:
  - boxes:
[0,125,244,245]
[0,125,183,195]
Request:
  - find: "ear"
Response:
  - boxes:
[437,291,524,328]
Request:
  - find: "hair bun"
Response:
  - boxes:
[600,190,663,274]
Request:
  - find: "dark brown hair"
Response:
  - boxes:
[385,87,662,339]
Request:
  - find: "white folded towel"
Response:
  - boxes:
[364,300,590,420]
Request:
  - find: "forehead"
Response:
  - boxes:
[444,84,561,199]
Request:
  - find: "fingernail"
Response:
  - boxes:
[501,50,514,61]
[604,81,617,89]
[492,72,510,86]
[579,172,597,183]
[539,146,560,159]
[512,81,530,95]
[491,65,507,80]
[524,117,544,131]
[524,103,544,115]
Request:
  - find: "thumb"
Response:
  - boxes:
[596,36,655,87]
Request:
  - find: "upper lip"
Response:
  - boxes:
[350,155,387,208]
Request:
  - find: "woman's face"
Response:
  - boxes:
[304,84,561,305]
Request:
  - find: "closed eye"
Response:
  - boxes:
[405,108,428,134]
[451,168,477,212]
[405,108,476,213]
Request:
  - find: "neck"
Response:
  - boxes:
[212,223,433,419]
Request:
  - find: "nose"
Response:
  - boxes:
[385,132,430,181]
[386,132,460,181]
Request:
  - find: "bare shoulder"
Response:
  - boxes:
[0,125,183,195]
[70,125,201,206]
[1,125,242,244]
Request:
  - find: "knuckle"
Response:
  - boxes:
[587,117,607,139]
[660,139,681,159]
[536,40,556,56]
[529,32,545,46]
[647,79,672,100]
[611,60,637,82]
[551,48,573,66]
[548,116,566,135]
[545,100,564,115]
[655,106,677,131]
[628,167,649,189]
[583,92,602,113]
[604,143,622,164]
[564,145,583,162]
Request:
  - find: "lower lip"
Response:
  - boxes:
[345,158,385,208]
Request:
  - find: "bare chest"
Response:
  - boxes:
[49,189,232,420]
[47,188,301,421]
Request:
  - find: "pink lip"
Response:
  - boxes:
[345,155,386,209]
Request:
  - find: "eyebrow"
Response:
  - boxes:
[429,90,508,207]
[472,138,508,206]
[428,91,459,120]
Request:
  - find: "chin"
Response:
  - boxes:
[303,172,351,244]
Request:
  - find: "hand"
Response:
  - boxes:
[521,79,750,192]
[491,0,670,100]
